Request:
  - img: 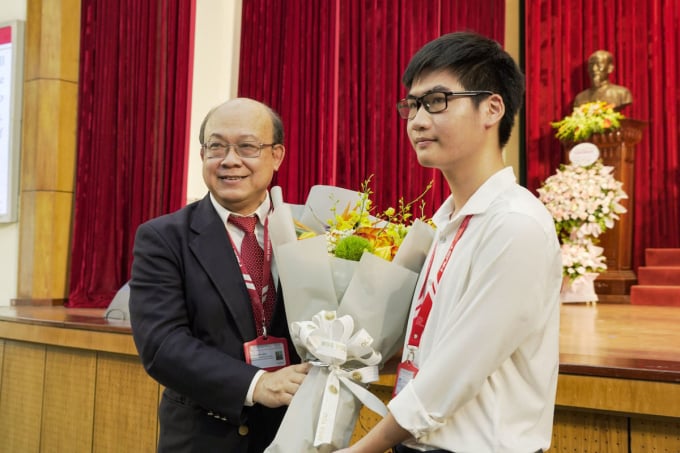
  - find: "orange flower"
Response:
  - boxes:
[355,226,400,260]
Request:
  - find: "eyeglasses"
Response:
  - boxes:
[202,141,276,159]
[396,90,494,120]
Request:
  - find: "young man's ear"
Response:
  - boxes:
[484,94,505,127]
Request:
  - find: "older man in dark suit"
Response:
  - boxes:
[130,98,310,453]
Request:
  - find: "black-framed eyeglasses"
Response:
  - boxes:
[396,90,494,120]
[202,141,276,159]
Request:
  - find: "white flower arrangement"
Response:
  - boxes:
[538,159,627,284]
[537,160,627,244]
[560,241,607,281]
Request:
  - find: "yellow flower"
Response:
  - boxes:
[551,101,625,142]
[297,231,316,240]
[316,176,434,262]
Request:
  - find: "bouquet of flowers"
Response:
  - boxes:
[310,176,431,258]
[537,160,627,243]
[560,241,607,283]
[551,101,625,142]
[265,181,435,452]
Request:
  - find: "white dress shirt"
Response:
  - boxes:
[389,167,562,452]
[209,192,278,407]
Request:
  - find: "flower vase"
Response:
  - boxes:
[560,273,599,303]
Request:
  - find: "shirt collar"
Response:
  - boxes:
[209,192,272,226]
[433,167,516,228]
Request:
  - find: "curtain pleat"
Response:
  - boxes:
[68,0,194,307]
[238,0,504,216]
[525,0,680,269]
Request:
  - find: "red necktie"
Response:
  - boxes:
[228,215,276,336]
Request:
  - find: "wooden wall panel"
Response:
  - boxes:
[24,0,81,82]
[40,346,97,452]
[24,0,42,80]
[0,339,4,395]
[0,341,46,453]
[21,79,78,192]
[549,409,628,452]
[556,374,680,418]
[19,0,81,299]
[351,384,392,449]
[158,385,164,444]
[0,319,138,355]
[92,353,159,453]
[631,418,680,451]
[18,191,75,298]
[39,0,82,81]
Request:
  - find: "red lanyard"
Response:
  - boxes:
[228,216,273,332]
[407,215,472,348]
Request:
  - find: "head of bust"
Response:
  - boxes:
[587,50,615,88]
[574,50,632,110]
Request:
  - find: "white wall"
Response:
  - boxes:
[186,0,242,203]
[0,2,26,306]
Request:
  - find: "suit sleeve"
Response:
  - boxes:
[129,219,258,423]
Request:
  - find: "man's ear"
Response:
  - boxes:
[272,144,286,171]
[484,94,505,127]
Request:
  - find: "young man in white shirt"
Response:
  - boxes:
[337,31,562,453]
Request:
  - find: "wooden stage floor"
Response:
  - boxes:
[1,301,680,381]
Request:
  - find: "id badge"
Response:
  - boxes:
[243,336,290,372]
[393,360,419,397]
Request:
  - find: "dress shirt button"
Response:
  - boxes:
[238,425,249,436]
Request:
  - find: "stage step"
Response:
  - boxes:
[630,285,680,307]
[637,266,680,285]
[631,248,680,305]
[645,248,680,266]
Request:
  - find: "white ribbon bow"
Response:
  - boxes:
[290,310,388,447]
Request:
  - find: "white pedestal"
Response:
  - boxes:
[561,273,599,303]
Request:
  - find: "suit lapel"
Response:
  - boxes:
[189,196,256,340]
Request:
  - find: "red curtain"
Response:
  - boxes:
[525,0,680,269]
[68,0,195,307]
[239,0,505,215]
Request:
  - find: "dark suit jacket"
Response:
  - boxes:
[129,194,296,453]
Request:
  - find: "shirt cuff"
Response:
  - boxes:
[244,370,266,406]
[388,381,445,440]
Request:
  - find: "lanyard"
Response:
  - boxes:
[228,216,273,334]
[407,214,472,348]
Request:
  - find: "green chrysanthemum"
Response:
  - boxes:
[334,235,373,261]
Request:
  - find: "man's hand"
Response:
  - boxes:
[253,362,312,408]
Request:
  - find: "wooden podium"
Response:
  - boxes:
[562,119,647,303]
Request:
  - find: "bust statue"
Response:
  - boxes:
[574,50,632,110]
